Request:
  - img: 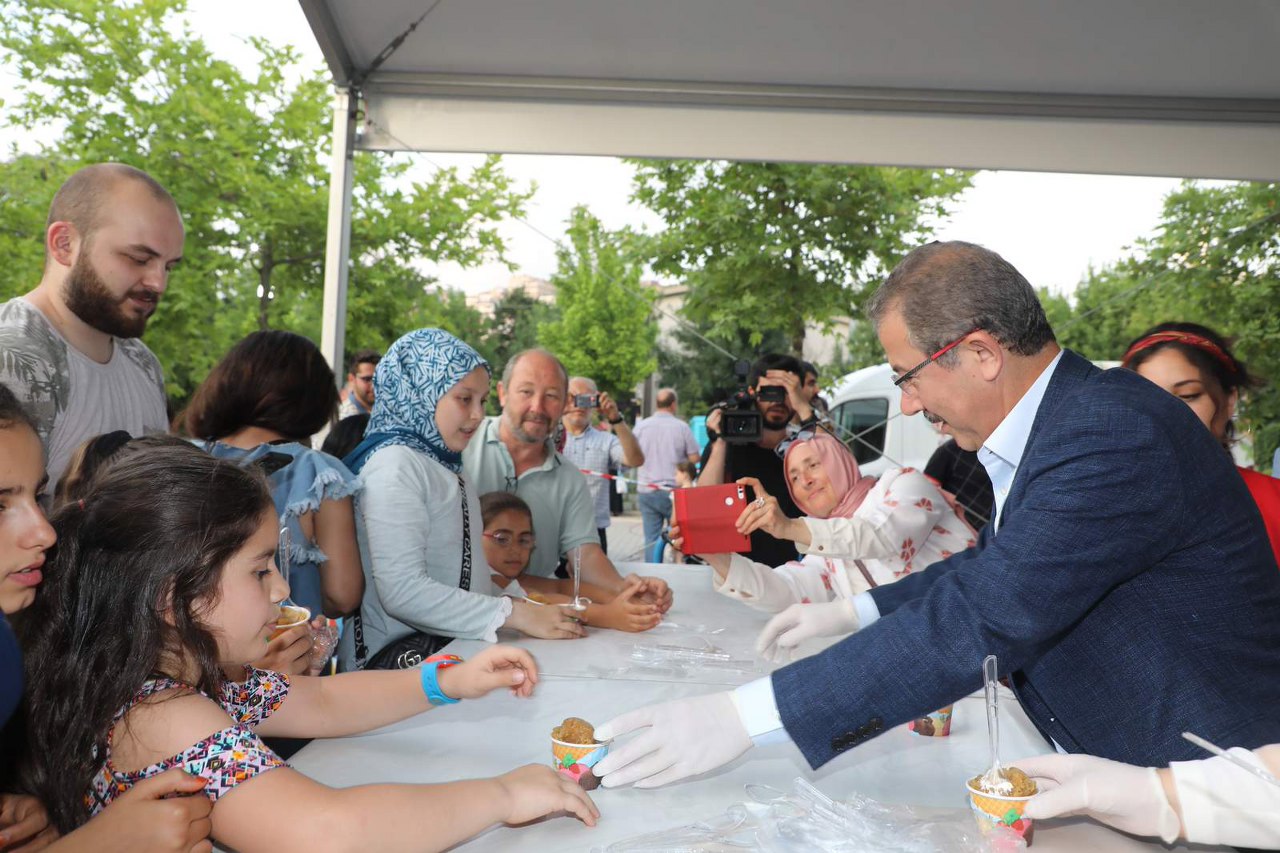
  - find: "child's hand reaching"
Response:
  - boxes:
[588,580,662,633]
[495,765,600,827]
[438,645,539,699]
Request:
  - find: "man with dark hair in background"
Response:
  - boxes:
[798,360,820,405]
[698,353,819,566]
[925,436,994,531]
[0,163,184,486]
[340,348,381,419]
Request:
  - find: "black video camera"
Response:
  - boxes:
[573,393,599,409]
[712,360,765,444]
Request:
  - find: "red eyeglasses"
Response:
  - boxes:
[891,329,978,393]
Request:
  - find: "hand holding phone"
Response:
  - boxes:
[672,484,752,554]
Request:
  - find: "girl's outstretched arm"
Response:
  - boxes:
[256,645,538,739]
[213,762,597,853]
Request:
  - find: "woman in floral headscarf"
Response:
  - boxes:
[338,329,584,671]
[675,430,973,660]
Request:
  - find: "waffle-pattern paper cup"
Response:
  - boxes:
[270,605,311,640]
[909,704,954,737]
[552,738,610,788]
[966,779,1036,845]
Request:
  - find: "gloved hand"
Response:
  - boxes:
[1017,753,1181,843]
[756,598,858,662]
[593,692,753,789]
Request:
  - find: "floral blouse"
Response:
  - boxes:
[715,467,977,612]
[87,667,290,813]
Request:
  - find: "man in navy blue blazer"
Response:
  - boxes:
[594,241,1280,790]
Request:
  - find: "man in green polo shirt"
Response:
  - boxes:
[463,348,673,612]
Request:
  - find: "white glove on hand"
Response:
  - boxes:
[756,598,858,662]
[592,692,753,789]
[1018,753,1181,843]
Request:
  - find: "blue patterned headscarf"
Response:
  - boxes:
[342,329,490,474]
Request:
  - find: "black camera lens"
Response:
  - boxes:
[722,411,762,443]
[756,386,787,403]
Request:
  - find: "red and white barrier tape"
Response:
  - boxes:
[578,468,675,492]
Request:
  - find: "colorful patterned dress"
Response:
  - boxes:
[87,667,290,813]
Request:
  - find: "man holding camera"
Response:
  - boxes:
[561,376,644,553]
[698,353,817,566]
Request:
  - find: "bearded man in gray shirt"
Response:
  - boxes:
[0,163,183,487]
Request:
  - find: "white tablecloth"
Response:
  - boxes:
[289,562,1224,852]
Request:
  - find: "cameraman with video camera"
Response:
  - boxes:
[698,353,817,566]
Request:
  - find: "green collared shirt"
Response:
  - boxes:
[462,417,599,577]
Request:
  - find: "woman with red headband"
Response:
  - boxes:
[1121,322,1280,566]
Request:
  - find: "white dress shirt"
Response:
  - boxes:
[731,351,1065,741]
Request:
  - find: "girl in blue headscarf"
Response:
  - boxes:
[338,329,584,670]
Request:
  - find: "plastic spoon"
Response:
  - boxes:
[569,544,590,611]
[556,545,590,623]
[276,526,306,613]
[1183,732,1280,789]
[979,654,1013,794]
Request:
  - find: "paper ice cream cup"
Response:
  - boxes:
[551,737,610,788]
[269,604,311,639]
[909,704,954,737]
[966,779,1036,845]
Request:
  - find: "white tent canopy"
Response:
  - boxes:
[298,0,1280,366]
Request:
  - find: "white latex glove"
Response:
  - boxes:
[1018,753,1181,843]
[756,598,858,662]
[593,692,753,789]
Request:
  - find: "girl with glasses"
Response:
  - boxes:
[480,491,661,633]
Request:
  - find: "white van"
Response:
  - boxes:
[826,360,1126,477]
[824,363,943,477]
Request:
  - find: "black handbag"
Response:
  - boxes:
[353,473,475,670]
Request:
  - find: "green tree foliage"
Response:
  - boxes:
[538,207,656,405]
[629,159,972,354]
[0,0,529,401]
[655,324,791,418]
[1043,264,1160,361]
[841,319,885,374]
[482,288,560,376]
[1040,181,1280,468]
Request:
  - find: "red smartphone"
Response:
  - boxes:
[673,483,752,554]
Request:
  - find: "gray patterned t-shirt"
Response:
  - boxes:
[0,297,167,487]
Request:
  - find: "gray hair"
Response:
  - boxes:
[501,348,569,390]
[866,241,1055,365]
[569,376,598,393]
[655,388,677,409]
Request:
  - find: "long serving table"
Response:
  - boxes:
[290,563,1226,852]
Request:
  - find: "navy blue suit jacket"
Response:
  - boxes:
[773,350,1280,768]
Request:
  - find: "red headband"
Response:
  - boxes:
[1122,331,1237,375]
